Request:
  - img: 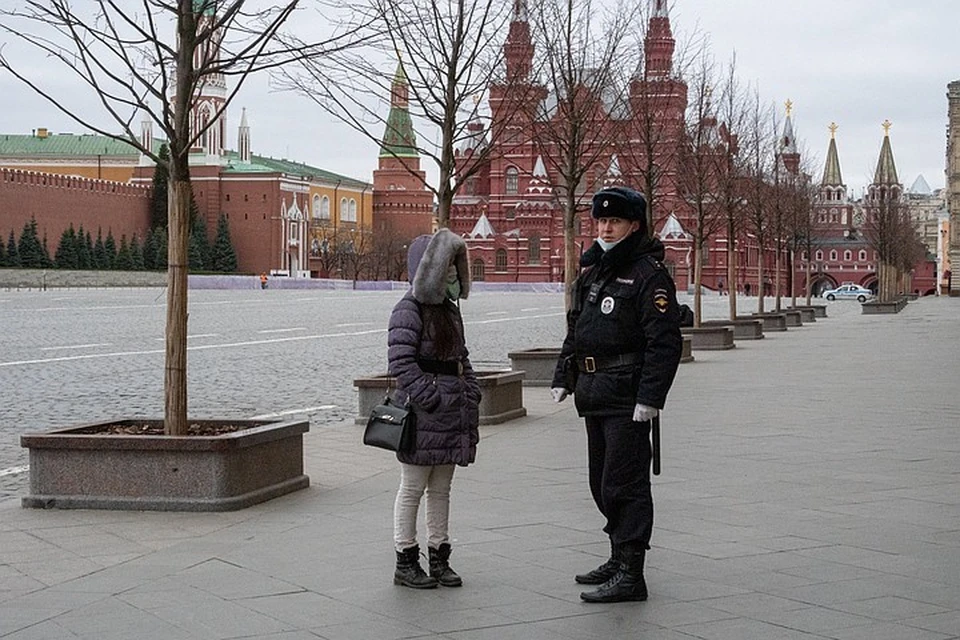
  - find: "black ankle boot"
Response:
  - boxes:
[580,549,648,603]
[428,543,462,587]
[575,541,620,585]
[394,545,438,589]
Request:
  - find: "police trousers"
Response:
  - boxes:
[584,413,653,550]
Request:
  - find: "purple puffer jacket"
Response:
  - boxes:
[387,230,481,466]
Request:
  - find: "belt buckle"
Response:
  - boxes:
[584,356,596,373]
[457,361,464,376]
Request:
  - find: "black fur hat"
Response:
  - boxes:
[591,187,647,228]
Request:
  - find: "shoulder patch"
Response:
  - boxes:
[653,288,670,313]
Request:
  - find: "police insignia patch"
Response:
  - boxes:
[653,289,669,313]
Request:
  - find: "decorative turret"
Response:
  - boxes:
[645,0,675,79]
[778,100,800,175]
[238,108,251,163]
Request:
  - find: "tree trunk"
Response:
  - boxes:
[727,227,737,321]
[164,177,192,435]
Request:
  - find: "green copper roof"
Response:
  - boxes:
[873,133,899,186]
[380,63,419,159]
[0,132,140,157]
[222,151,370,188]
[821,137,843,186]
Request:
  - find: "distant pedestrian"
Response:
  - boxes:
[551,187,683,603]
[387,229,481,589]
[744,282,751,296]
[717,279,724,296]
[259,273,268,289]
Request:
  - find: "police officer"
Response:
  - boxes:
[551,186,682,603]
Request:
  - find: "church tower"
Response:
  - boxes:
[777,100,800,176]
[189,0,227,162]
[815,122,854,231]
[372,61,435,239]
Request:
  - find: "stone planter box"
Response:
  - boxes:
[20,419,310,512]
[862,298,908,314]
[508,347,561,387]
[789,304,827,319]
[740,313,787,332]
[699,319,764,340]
[785,307,816,322]
[354,370,526,426]
[681,326,735,350]
[681,336,694,363]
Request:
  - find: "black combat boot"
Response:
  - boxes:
[428,543,462,587]
[579,549,648,603]
[394,545,439,589]
[575,541,620,585]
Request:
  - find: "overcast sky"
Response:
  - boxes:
[1,0,956,197]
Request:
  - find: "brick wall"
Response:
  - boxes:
[0,168,151,253]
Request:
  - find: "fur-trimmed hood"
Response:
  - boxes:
[407,228,471,305]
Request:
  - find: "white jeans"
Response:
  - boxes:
[394,463,455,552]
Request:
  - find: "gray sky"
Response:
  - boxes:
[1,0,956,196]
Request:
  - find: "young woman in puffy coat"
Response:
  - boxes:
[387,228,481,589]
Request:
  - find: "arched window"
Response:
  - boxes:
[342,198,357,222]
[528,234,541,264]
[505,167,519,194]
[859,249,867,261]
[320,196,330,219]
[471,258,486,281]
[495,248,508,271]
[844,250,852,261]
[312,194,321,220]
[829,250,838,261]
[815,250,824,261]
[339,197,348,221]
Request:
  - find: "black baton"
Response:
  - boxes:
[651,414,661,476]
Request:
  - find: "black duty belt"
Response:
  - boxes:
[578,352,642,373]
[418,358,465,376]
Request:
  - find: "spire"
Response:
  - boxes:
[140,111,153,155]
[380,60,419,159]
[644,0,675,78]
[780,100,797,154]
[821,122,844,186]
[504,0,533,81]
[873,119,899,185]
[238,108,251,163]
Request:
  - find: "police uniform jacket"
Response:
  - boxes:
[552,232,683,417]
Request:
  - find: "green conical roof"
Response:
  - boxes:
[380,63,419,159]
[821,137,843,186]
[873,126,899,186]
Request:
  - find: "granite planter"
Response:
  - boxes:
[507,347,561,387]
[354,370,527,426]
[862,298,908,314]
[681,326,735,350]
[20,419,310,512]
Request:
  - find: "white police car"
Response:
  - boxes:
[822,284,875,302]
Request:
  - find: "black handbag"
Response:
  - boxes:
[363,395,416,453]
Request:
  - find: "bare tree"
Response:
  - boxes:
[675,53,724,326]
[279,0,528,229]
[525,0,641,307]
[0,0,355,434]
[740,88,775,314]
[862,189,920,301]
[710,54,750,320]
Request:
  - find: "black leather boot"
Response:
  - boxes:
[394,545,438,589]
[575,541,620,585]
[428,543,462,587]
[579,549,648,603]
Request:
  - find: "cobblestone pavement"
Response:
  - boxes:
[0,287,861,500]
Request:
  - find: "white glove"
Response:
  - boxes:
[633,403,658,423]
[550,387,569,403]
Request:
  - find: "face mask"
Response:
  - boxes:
[596,237,622,252]
[445,265,461,300]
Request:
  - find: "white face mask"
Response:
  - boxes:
[596,237,622,252]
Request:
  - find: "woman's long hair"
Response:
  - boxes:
[421,303,463,360]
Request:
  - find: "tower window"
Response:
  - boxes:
[505,167,519,195]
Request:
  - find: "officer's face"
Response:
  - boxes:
[597,217,641,243]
